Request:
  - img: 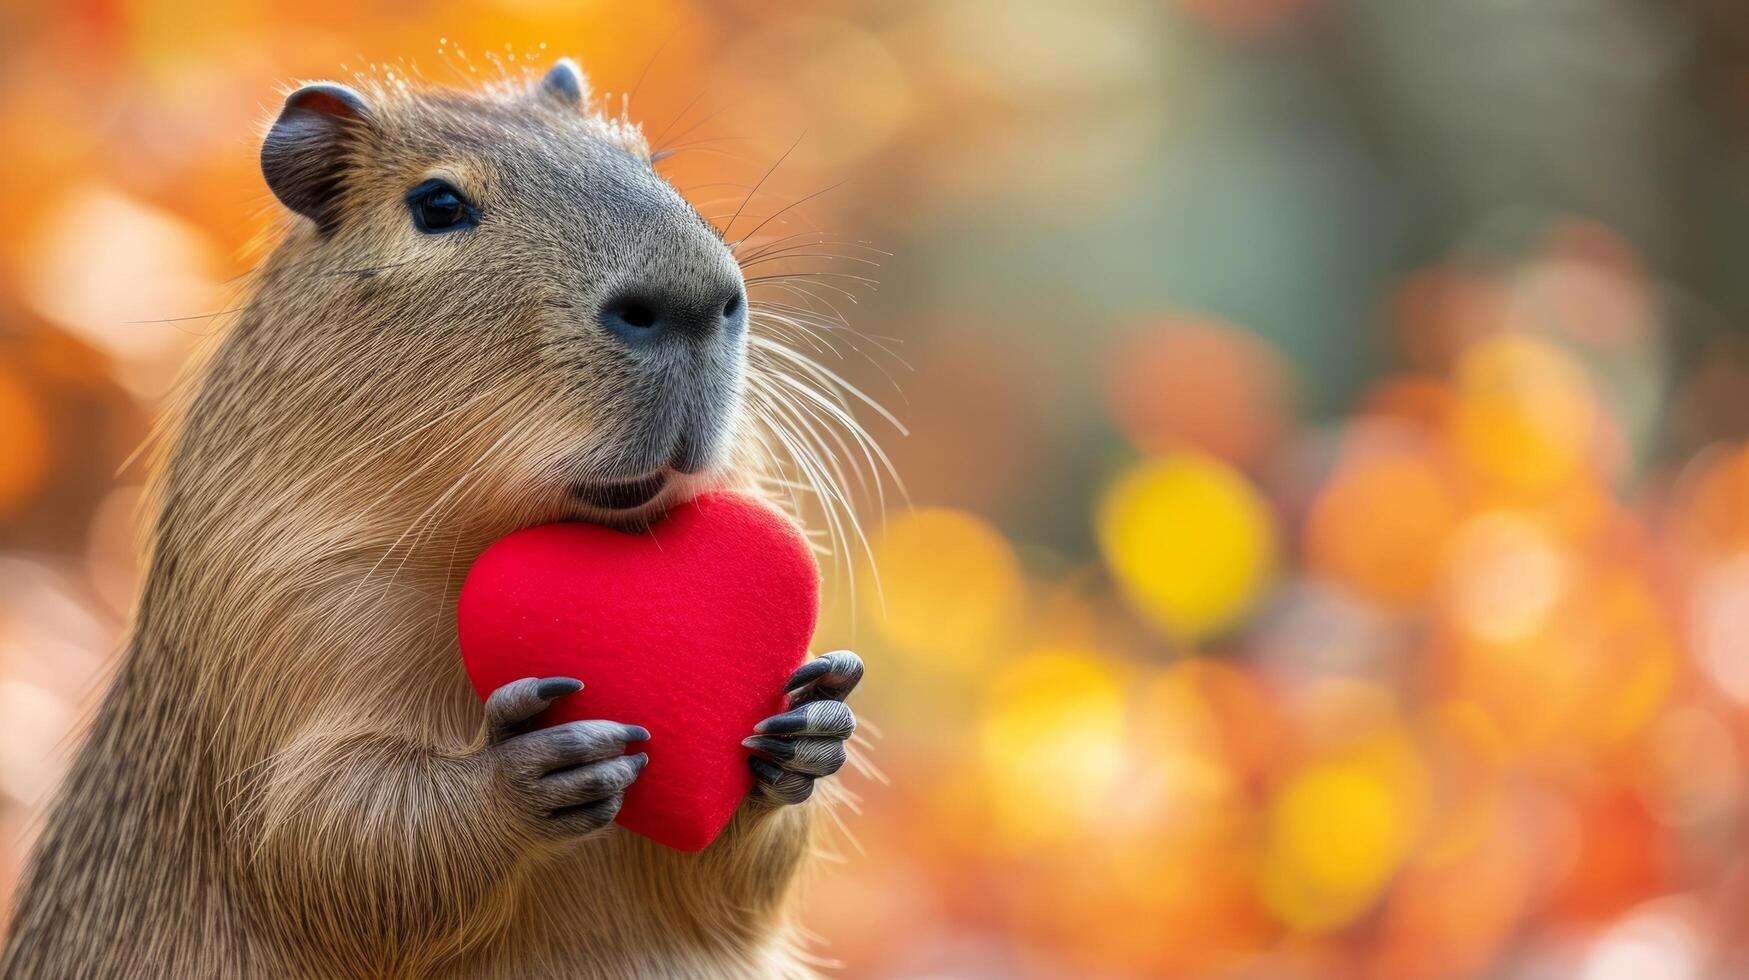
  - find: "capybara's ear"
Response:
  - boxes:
[261,82,373,234]
[536,58,588,109]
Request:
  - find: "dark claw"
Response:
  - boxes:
[784,657,837,689]
[485,677,579,742]
[755,700,855,737]
[537,677,583,700]
[755,709,805,735]
[785,650,864,704]
[742,735,796,762]
[496,718,646,776]
[745,736,848,777]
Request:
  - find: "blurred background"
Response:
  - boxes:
[7,0,1749,976]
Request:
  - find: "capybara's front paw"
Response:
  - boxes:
[745,650,862,806]
[479,676,649,837]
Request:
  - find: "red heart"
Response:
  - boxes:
[456,491,818,851]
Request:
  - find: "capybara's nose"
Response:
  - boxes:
[598,283,746,347]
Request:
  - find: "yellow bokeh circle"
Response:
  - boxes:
[977,648,1128,848]
[863,507,1024,669]
[1262,730,1428,933]
[1097,453,1277,640]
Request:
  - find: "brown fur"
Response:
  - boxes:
[1,64,854,979]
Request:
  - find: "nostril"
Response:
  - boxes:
[722,293,742,318]
[612,299,658,329]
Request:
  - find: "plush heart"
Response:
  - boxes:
[456,491,818,851]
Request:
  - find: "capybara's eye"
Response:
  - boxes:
[406,179,478,234]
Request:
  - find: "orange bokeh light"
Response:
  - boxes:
[1102,315,1294,469]
[0,366,50,519]
[1305,447,1460,610]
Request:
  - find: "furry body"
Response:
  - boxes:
[1,61,853,979]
